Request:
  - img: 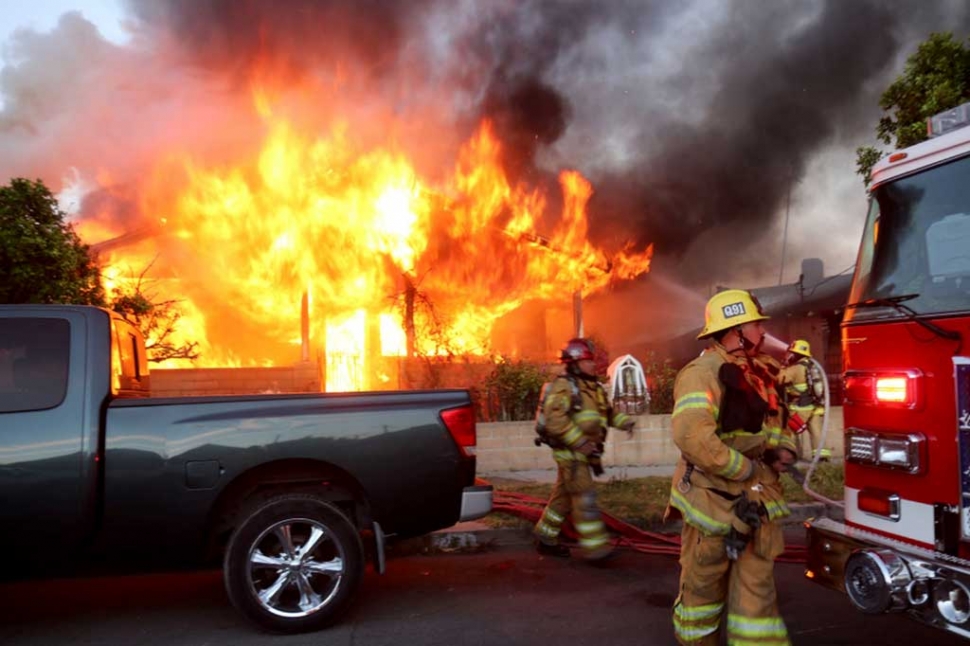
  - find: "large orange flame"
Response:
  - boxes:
[82,114,652,391]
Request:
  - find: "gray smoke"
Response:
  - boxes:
[125,0,970,285]
[441,0,970,285]
[125,0,430,84]
[2,0,970,289]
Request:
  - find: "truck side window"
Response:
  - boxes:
[925,212,970,297]
[0,318,70,413]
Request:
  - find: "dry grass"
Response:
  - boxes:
[485,462,844,530]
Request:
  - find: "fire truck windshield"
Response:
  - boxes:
[846,152,970,323]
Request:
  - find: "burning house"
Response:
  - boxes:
[4,2,968,397]
[35,4,664,395]
[86,122,653,394]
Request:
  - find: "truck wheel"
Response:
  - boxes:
[223,494,363,633]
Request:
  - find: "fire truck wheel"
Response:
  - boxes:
[223,493,364,634]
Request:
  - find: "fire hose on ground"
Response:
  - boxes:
[488,486,808,563]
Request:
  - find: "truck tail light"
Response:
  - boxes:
[876,377,909,403]
[846,428,925,474]
[857,487,901,520]
[441,405,477,458]
[843,370,922,409]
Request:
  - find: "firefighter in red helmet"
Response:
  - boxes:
[666,289,797,645]
[533,337,634,560]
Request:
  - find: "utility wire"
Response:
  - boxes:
[802,262,855,298]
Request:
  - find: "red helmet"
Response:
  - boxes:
[559,338,596,363]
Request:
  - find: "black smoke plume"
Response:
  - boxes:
[4,0,970,291]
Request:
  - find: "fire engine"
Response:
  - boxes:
[804,101,970,638]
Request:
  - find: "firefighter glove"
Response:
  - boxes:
[724,527,749,561]
[589,443,605,475]
[733,492,763,532]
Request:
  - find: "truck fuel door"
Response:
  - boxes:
[185,460,222,489]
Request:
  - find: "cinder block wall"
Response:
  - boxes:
[151,364,321,397]
[476,407,844,473]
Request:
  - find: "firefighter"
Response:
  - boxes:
[533,337,635,561]
[779,339,830,462]
[666,289,797,646]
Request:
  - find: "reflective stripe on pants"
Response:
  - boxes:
[533,456,610,556]
[672,524,789,645]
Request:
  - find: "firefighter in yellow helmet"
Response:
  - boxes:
[666,289,797,645]
[779,339,830,461]
[533,337,635,561]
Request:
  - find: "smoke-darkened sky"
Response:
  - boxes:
[3,0,970,291]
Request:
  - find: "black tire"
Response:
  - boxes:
[223,493,364,633]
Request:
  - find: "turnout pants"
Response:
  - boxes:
[533,455,611,557]
[796,410,828,460]
[672,522,789,645]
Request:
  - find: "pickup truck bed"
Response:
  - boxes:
[102,390,482,555]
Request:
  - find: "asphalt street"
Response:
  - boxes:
[0,535,964,646]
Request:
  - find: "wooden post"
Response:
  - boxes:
[573,290,584,338]
[404,275,416,358]
[300,291,310,363]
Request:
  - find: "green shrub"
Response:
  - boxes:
[478,357,551,422]
[644,352,678,414]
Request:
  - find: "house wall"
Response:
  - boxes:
[764,313,844,405]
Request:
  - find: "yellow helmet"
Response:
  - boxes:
[697,289,769,339]
[787,339,811,358]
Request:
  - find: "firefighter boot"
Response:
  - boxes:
[534,538,571,558]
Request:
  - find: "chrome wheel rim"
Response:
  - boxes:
[246,517,346,618]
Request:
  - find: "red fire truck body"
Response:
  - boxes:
[805,103,970,638]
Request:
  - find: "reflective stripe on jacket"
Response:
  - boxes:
[779,360,819,413]
[668,344,791,534]
[542,374,631,461]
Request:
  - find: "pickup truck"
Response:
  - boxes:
[0,304,492,633]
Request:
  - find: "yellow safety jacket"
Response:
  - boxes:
[666,344,796,535]
[779,360,824,416]
[540,374,632,463]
